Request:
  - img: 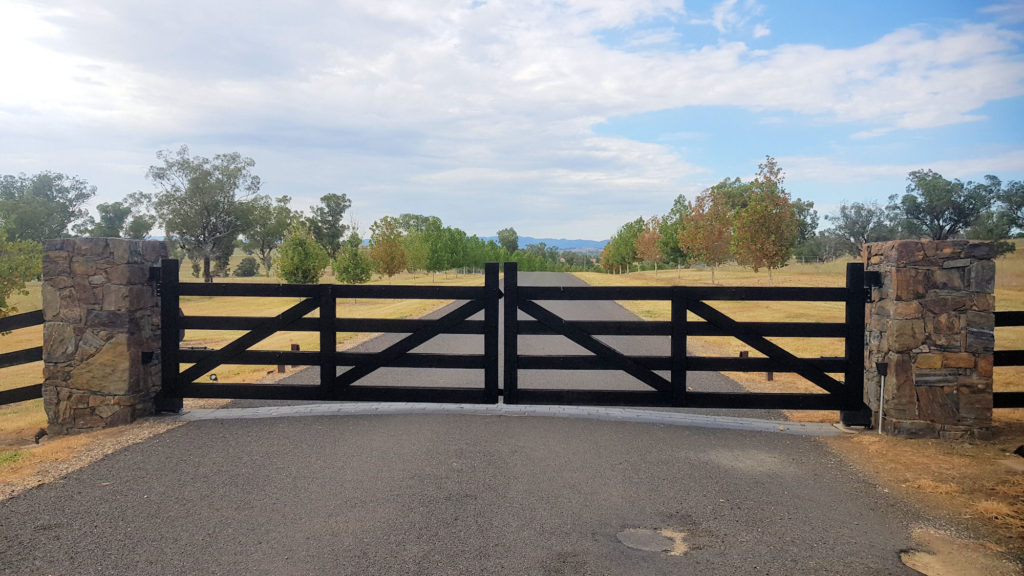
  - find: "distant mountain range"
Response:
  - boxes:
[481,236,608,253]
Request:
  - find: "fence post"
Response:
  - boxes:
[484,262,499,403]
[156,258,183,413]
[840,262,870,427]
[320,283,337,398]
[503,261,519,404]
[671,287,687,407]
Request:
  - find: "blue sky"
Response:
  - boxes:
[2,0,1024,239]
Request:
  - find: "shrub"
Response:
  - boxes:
[275,225,329,284]
[233,256,260,277]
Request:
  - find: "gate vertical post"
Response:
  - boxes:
[840,262,870,426]
[484,263,499,403]
[320,284,337,398]
[156,258,183,413]
[671,288,687,407]
[503,262,519,404]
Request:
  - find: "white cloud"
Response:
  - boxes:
[781,150,1024,184]
[981,1,1024,24]
[752,23,771,38]
[1,0,1023,237]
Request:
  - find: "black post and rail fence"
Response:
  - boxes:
[994,311,1024,408]
[0,310,44,405]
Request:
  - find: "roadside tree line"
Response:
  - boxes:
[600,157,1024,285]
[0,146,603,312]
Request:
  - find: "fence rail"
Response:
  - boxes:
[994,310,1024,408]
[0,310,44,406]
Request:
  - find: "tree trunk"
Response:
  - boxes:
[768,268,773,288]
[203,256,213,283]
[711,266,716,285]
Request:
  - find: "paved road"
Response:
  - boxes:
[0,272,927,574]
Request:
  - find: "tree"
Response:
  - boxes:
[895,170,996,240]
[732,156,799,286]
[0,228,42,320]
[824,201,898,257]
[966,210,1016,255]
[997,180,1024,234]
[305,193,352,259]
[0,171,95,242]
[497,227,519,254]
[275,224,329,284]
[634,216,663,274]
[679,190,732,283]
[369,216,406,281]
[241,195,294,275]
[658,194,689,274]
[334,232,373,285]
[148,145,260,283]
[75,191,156,239]
[397,213,441,233]
[232,256,260,277]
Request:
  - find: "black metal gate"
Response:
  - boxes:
[155,258,870,420]
[501,262,870,423]
[157,260,501,405]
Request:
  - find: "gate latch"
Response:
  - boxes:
[149,266,162,296]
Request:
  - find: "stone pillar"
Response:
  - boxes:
[41,238,168,434]
[864,240,996,439]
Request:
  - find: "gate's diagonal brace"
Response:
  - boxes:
[179,297,320,384]
[333,298,486,389]
[518,299,672,395]
[687,300,844,395]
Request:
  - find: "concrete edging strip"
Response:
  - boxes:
[172,402,842,436]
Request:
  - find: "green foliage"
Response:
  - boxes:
[600,217,644,273]
[731,156,799,284]
[895,170,996,240]
[997,180,1024,234]
[0,450,23,468]
[275,225,329,284]
[232,256,260,277]
[824,201,898,257]
[241,195,294,275]
[0,171,96,242]
[305,193,352,258]
[148,145,261,283]
[76,191,156,239]
[658,194,689,266]
[334,233,373,284]
[966,210,1016,256]
[497,227,519,254]
[0,228,42,318]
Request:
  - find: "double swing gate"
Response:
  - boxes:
[157,259,871,419]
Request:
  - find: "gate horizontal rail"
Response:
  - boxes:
[994,310,1024,408]
[0,310,44,406]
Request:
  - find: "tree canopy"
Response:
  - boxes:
[369,216,406,280]
[241,195,295,275]
[895,170,996,240]
[0,171,95,242]
[305,193,352,258]
[148,145,261,282]
[497,227,519,254]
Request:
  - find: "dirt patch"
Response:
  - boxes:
[901,528,1021,576]
[0,418,183,501]
[825,415,1024,556]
